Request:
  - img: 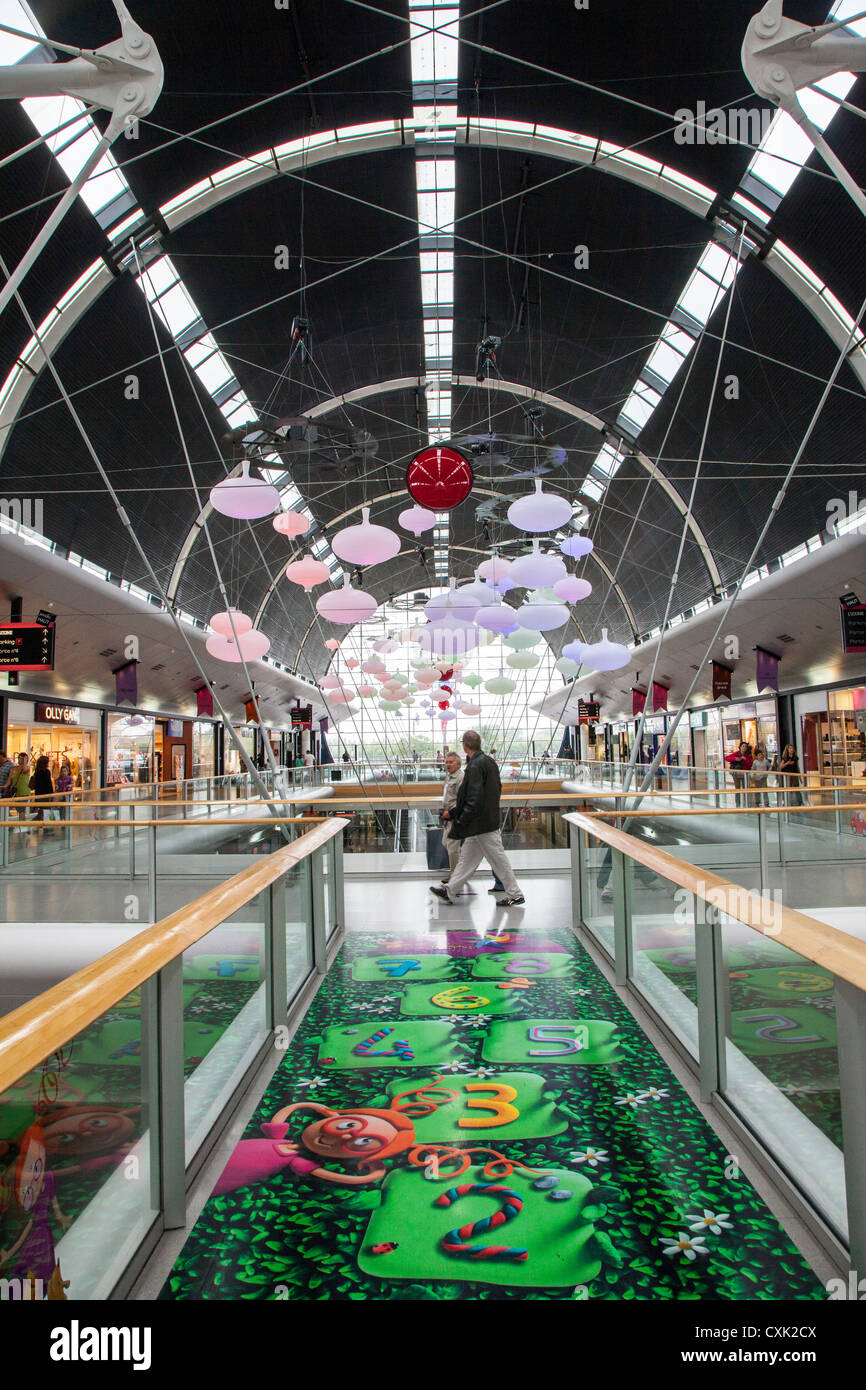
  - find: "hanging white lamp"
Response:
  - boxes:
[510,540,566,590]
[582,628,630,671]
[555,656,580,677]
[553,574,592,603]
[331,506,400,565]
[507,477,573,533]
[561,640,585,664]
[315,575,378,623]
[506,650,540,669]
[208,609,252,638]
[475,600,518,635]
[285,555,331,590]
[561,533,594,560]
[210,459,280,519]
[504,627,540,651]
[516,591,570,631]
[485,673,517,695]
[273,509,311,537]
[398,504,436,536]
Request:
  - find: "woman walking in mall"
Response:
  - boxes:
[55,759,74,821]
[6,752,32,827]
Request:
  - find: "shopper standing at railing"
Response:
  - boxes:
[0,751,11,795]
[6,752,32,825]
[750,744,770,807]
[779,744,803,807]
[726,741,752,808]
[56,760,74,822]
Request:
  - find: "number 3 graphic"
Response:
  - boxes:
[457,1082,520,1129]
[528,1024,587,1056]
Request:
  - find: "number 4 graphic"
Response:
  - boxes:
[528,1024,588,1057]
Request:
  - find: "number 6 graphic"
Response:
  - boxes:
[528,1024,587,1056]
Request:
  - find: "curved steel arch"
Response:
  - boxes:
[1,115,862,619]
[2,113,864,472]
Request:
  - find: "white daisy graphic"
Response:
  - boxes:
[571,1147,609,1167]
[437,1060,471,1074]
[687,1209,733,1235]
[614,1092,648,1109]
[296,1076,329,1090]
[470,1066,499,1079]
[660,1232,709,1261]
[637,1086,669,1102]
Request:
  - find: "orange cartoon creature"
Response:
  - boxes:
[212,1078,539,1196]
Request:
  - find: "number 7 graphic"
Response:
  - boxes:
[528,1024,588,1057]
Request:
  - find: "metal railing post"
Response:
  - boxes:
[570,823,584,928]
[148,820,157,923]
[611,847,631,986]
[267,878,287,1029]
[758,810,768,893]
[0,802,8,868]
[834,977,866,1276]
[310,846,327,973]
[156,956,186,1230]
[129,799,136,880]
[834,783,842,837]
[332,832,345,932]
[694,896,726,1102]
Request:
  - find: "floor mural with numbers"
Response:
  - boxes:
[161,925,825,1301]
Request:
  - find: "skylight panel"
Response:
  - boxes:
[0,0,42,62]
[801,70,856,130]
[137,255,179,300]
[645,339,687,385]
[594,443,626,477]
[152,281,199,335]
[409,8,459,84]
[730,190,771,225]
[661,322,696,356]
[676,268,725,325]
[219,392,251,423]
[830,0,866,35]
[183,334,220,368]
[193,354,234,394]
[698,243,737,287]
[581,477,605,502]
[411,105,459,139]
[416,159,455,191]
[417,189,455,234]
[748,111,814,197]
[421,271,454,305]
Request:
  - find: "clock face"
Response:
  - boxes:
[406,446,473,511]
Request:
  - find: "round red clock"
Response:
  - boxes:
[406,445,473,512]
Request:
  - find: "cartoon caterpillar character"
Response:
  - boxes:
[213,1077,544,1195]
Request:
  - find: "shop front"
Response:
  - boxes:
[226,724,257,776]
[796,682,866,779]
[106,711,155,785]
[685,697,778,774]
[4,698,99,790]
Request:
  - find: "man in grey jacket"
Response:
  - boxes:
[430,731,524,907]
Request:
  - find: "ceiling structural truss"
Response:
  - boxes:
[410,0,460,582]
[743,0,866,221]
[0,0,163,320]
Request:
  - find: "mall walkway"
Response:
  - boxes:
[151,880,828,1302]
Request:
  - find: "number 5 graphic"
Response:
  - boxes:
[528,1024,588,1056]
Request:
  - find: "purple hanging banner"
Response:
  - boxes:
[114,660,138,706]
[632,688,646,716]
[319,716,330,732]
[755,647,780,693]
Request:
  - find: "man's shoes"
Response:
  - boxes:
[496,895,525,907]
[429,885,454,903]
[441,876,451,884]
[600,884,613,902]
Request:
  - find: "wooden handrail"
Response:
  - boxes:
[0,817,350,1093]
[563,811,866,991]
[561,803,866,819]
[3,816,343,829]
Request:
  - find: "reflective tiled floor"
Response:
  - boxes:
[162,911,824,1301]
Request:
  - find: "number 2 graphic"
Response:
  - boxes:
[740,1012,822,1044]
[528,1024,587,1056]
[457,1082,520,1129]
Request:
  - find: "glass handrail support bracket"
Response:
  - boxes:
[835,976,866,1276]
[267,878,288,1028]
[156,958,185,1230]
[611,848,632,987]
[694,896,728,1103]
[310,848,327,974]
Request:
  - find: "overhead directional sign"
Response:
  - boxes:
[0,622,55,671]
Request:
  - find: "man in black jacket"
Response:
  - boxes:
[429,731,524,907]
